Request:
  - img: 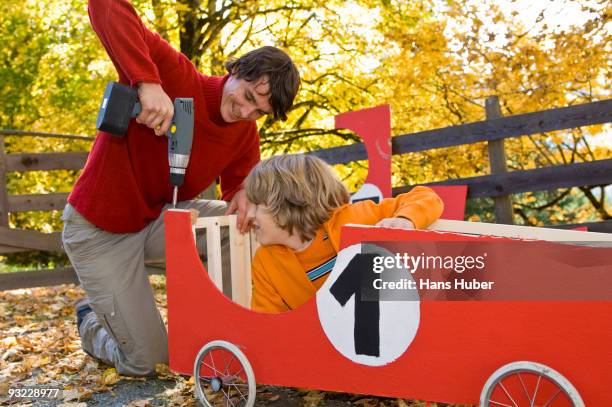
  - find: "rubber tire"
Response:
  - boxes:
[480,361,584,407]
[193,340,256,407]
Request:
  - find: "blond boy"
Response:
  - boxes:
[244,155,444,313]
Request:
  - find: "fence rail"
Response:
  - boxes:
[311,98,612,164]
[0,227,62,252]
[1,97,611,290]
[7,192,70,213]
[0,265,164,291]
[6,152,89,172]
[393,159,612,198]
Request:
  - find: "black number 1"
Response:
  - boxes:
[330,253,381,357]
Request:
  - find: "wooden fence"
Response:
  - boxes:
[1,97,611,290]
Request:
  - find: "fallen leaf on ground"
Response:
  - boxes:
[102,367,120,385]
[303,390,325,406]
[0,282,465,407]
[126,399,153,407]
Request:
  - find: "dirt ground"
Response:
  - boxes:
[0,278,467,406]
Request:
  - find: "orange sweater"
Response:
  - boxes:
[251,186,444,313]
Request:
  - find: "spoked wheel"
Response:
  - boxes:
[480,361,584,407]
[193,340,256,407]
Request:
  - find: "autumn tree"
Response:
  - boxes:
[374,0,611,224]
[0,0,609,269]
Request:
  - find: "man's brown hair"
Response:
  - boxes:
[245,155,350,242]
[225,46,300,122]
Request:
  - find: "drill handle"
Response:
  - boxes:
[131,100,188,142]
[131,102,141,118]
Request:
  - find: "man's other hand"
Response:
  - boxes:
[375,217,415,230]
[224,189,253,234]
[136,82,174,136]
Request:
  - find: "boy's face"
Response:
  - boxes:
[248,204,293,246]
[221,75,272,123]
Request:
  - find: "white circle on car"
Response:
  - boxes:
[316,243,420,366]
[350,183,383,204]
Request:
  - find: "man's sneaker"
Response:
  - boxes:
[75,298,93,330]
[73,298,97,360]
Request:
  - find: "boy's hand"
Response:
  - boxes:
[224,189,253,234]
[376,217,415,230]
[136,82,174,136]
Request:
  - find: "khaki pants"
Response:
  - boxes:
[61,200,228,376]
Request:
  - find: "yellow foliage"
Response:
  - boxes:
[1,0,609,239]
[102,368,120,385]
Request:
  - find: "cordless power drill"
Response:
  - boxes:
[95,82,194,207]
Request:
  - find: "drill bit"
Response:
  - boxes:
[172,186,178,208]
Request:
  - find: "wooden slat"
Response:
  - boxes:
[7,192,69,212]
[195,215,228,229]
[547,220,612,234]
[309,99,612,165]
[486,96,514,224]
[0,266,164,291]
[427,219,612,247]
[0,129,94,141]
[228,215,251,308]
[0,267,79,290]
[0,227,62,251]
[394,159,612,198]
[392,98,612,155]
[200,217,224,291]
[6,152,88,172]
[0,245,31,254]
[308,140,366,165]
[198,215,256,307]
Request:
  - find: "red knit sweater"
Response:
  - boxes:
[68,0,260,233]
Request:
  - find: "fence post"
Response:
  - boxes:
[0,135,8,226]
[485,96,514,224]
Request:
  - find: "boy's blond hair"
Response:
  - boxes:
[244,155,350,242]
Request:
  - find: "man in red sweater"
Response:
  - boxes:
[62,0,300,375]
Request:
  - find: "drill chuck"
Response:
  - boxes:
[169,172,185,187]
[169,153,188,186]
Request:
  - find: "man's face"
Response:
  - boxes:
[221,75,273,123]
